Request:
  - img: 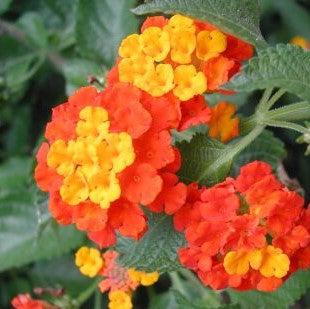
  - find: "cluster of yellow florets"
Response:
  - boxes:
[118,15,228,101]
[47,106,135,208]
[224,245,290,278]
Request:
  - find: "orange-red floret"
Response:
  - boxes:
[176,161,310,291]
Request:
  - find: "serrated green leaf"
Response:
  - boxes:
[172,125,208,144]
[225,44,310,102]
[133,0,266,48]
[228,270,310,309]
[62,58,106,95]
[0,158,85,272]
[177,134,231,186]
[75,0,139,66]
[231,130,286,176]
[116,211,186,273]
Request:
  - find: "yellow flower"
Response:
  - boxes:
[119,34,142,58]
[196,30,227,61]
[173,65,207,101]
[290,36,310,50]
[128,268,159,286]
[134,63,174,97]
[224,246,290,278]
[259,246,290,278]
[118,54,154,83]
[165,15,196,64]
[47,106,135,209]
[108,290,132,309]
[75,247,103,278]
[140,27,170,62]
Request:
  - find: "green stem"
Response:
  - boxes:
[266,101,310,122]
[75,279,100,307]
[198,125,264,182]
[261,88,286,111]
[263,120,307,134]
[94,289,102,309]
[257,87,274,111]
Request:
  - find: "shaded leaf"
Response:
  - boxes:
[231,130,286,176]
[133,0,266,48]
[172,125,208,144]
[0,158,85,272]
[225,44,310,102]
[76,0,139,66]
[177,134,231,186]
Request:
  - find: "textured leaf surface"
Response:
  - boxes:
[133,0,266,48]
[117,211,186,273]
[229,270,310,309]
[225,44,310,102]
[172,125,208,144]
[231,130,286,176]
[76,0,139,66]
[0,158,84,272]
[177,134,231,186]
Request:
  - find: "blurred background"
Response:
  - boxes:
[0,0,309,308]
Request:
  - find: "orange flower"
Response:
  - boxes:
[208,101,239,142]
[119,163,163,205]
[113,14,253,101]
[178,95,211,131]
[148,172,187,214]
[35,82,183,247]
[176,161,308,291]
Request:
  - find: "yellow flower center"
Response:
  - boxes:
[47,106,135,208]
[75,246,104,278]
[223,245,290,278]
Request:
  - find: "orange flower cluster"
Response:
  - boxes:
[111,15,253,100]
[175,161,310,291]
[75,247,159,309]
[11,294,57,309]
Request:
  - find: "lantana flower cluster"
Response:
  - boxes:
[175,161,310,291]
[33,13,310,296]
[75,247,159,309]
[11,294,57,309]
[114,15,253,100]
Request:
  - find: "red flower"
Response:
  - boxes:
[178,95,211,131]
[141,16,169,32]
[11,294,56,309]
[119,163,163,205]
[148,172,187,214]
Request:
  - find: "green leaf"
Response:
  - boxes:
[29,255,93,297]
[0,157,85,272]
[273,0,310,40]
[231,130,286,176]
[116,211,186,273]
[149,292,178,309]
[133,0,266,49]
[172,125,208,144]
[228,270,310,309]
[76,0,139,66]
[206,92,250,108]
[177,134,231,186]
[225,44,310,102]
[16,12,49,48]
[0,0,12,15]
[62,58,106,95]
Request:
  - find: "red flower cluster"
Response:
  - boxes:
[176,161,310,291]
